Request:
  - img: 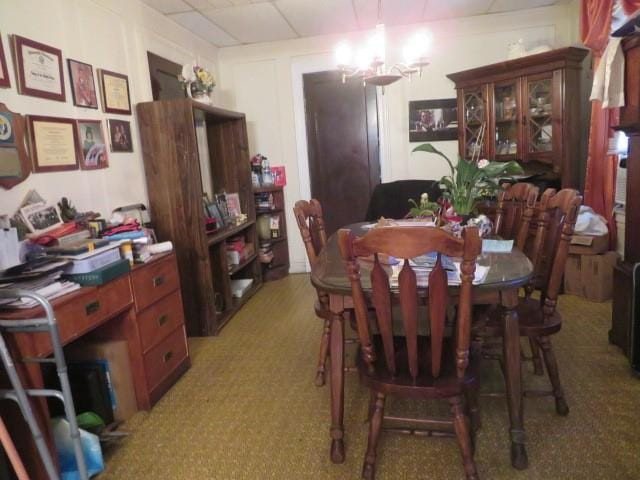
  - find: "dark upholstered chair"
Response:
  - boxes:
[365,180,442,221]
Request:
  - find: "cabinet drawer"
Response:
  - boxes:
[143,325,188,391]
[131,254,179,311]
[30,275,133,356]
[137,290,185,354]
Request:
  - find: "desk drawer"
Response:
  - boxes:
[131,255,179,311]
[31,275,133,356]
[137,290,185,354]
[143,325,188,391]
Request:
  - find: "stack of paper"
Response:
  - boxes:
[0,271,81,309]
[390,255,490,287]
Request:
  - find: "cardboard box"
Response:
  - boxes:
[66,340,138,422]
[564,251,618,302]
[569,233,609,255]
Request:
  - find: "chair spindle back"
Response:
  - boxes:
[494,182,539,249]
[338,226,481,381]
[293,199,328,266]
[530,188,582,317]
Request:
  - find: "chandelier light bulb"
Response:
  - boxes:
[370,24,386,63]
[355,47,372,71]
[405,30,432,66]
[335,42,353,67]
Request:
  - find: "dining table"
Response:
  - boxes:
[310,222,534,470]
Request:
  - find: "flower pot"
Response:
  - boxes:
[187,83,211,105]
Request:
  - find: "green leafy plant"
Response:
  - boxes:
[407,193,439,218]
[412,143,524,215]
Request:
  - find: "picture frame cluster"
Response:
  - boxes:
[0,31,135,184]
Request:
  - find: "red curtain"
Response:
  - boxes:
[621,0,640,14]
[581,0,618,245]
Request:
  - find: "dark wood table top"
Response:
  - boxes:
[311,223,533,295]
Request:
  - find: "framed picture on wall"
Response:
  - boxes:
[409,99,458,142]
[0,33,10,88]
[98,69,131,115]
[10,35,65,101]
[68,59,98,108]
[107,119,133,152]
[0,103,31,190]
[26,115,80,172]
[77,119,108,170]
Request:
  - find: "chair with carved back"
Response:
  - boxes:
[479,188,582,416]
[338,225,482,480]
[492,182,545,374]
[293,199,332,386]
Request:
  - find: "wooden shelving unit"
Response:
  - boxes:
[254,185,290,281]
[137,99,262,336]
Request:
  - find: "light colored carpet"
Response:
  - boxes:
[100,274,640,479]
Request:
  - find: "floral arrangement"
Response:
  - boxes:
[412,143,523,216]
[179,62,216,95]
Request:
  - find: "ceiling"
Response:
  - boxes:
[141,0,565,47]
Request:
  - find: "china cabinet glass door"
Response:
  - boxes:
[462,87,486,159]
[525,75,555,163]
[493,80,520,160]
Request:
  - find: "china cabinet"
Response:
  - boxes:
[448,47,589,188]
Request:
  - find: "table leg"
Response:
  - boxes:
[329,306,345,463]
[501,289,528,470]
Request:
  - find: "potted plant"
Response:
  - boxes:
[179,63,216,104]
[407,192,439,218]
[412,143,523,222]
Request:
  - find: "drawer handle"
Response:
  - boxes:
[85,300,100,316]
[153,275,165,287]
[163,350,173,363]
[157,314,169,326]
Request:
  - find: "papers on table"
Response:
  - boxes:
[390,256,490,287]
[0,270,81,309]
[482,239,514,253]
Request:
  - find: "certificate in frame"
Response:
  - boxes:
[0,33,10,88]
[26,115,80,172]
[11,35,65,102]
[98,69,131,115]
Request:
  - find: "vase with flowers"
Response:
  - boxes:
[412,143,523,224]
[179,62,216,104]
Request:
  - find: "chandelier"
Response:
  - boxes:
[334,3,431,87]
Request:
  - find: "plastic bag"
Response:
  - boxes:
[52,417,104,480]
[574,206,609,236]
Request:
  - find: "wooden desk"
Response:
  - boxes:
[1,252,190,479]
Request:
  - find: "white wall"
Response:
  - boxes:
[217,2,582,273]
[0,0,218,219]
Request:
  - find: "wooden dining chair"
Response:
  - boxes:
[493,182,539,243]
[493,182,544,374]
[293,199,333,386]
[479,188,582,416]
[338,225,482,480]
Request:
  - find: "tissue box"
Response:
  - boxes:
[569,233,609,255]
[564,252,618,302]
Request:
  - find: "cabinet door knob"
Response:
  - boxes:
[85,300,100,316]
[163,350,173,363]
[153,275,165,287]
[157,314,169,326]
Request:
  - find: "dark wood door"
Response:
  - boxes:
[147,52,186,101]
[303,71,380,236]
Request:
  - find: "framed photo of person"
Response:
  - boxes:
[76,119,108,170]
[408,99,458,142]
[0,103,31,189]
[98,69,131,114]
[67,59,98,108]
[107,119,133,152]
[10,35,65,102]
[26,115,80,172]
[0,33,10,88]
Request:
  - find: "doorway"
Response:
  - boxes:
[147,52,186,101]
[303,71,380,237]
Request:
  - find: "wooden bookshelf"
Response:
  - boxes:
[137,99,262,336]
[254,185,290,281]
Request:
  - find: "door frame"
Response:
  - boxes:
[291,54,388,270]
